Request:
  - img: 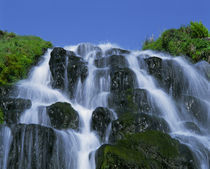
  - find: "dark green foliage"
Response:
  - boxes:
[143,22,210,62]
[0,30,52,85]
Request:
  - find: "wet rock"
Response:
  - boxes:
[105,48,130,56]
[46,102,79,130]
[8,124,56,169]
[195,61,210,80]
[183,95,208,125]
[91,107,114,141]
[144,57,162,81]
[0,98,31,124]
[96,131,196,169]
[77,43,102,58]
[110,113,170,142]
[110,67,136,93]
[94,55,128,68]
[49,47,88,98]
[183,122,201,135]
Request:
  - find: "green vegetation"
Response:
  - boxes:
[0,30,52,85]
[0,108,4,124]
[96,131,193,169]
[143,21,210,62]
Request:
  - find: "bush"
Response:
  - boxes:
[0,31,52,85]
[142,22,210,62]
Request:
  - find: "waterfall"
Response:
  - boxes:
[0,43,209,169]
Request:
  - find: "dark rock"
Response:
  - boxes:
[105,48,130,56]
[46,102,79,130]
[49,47,88,98]
[134,89,151,113]
[91,107,114,141]
[96,131,196,169]
[183,95,208,125]
[183,122,201,134]
[110,113,170,142]
[8,124,56,169]
[110,67,136,93]
[0,98,31,124]
[77,43,102,58]
[94,55,128,69]
[144,57,162,81]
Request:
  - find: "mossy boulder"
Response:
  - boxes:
[91,107,114,142]
[96,131,195,169]
[49,47,88,98]
[46,102,79,130]
[110,113,170,143]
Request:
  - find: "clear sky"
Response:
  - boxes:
[0,0,209,49]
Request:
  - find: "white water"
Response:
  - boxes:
[0,43,209,169]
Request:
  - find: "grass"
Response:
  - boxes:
[0,30,52,85]
[142,21,210,62]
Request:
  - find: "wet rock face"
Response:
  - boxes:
[183,95,208,125]
[109,113,170,143]
[110,67,136,93]
[105,48,130,56]
[96,131,196,169]
[46,102,79,130]
[91,107,114,142]
[0,98,31,124]
[8,124,56,169]
[49,47,88,98]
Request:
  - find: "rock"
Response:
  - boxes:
[91,107,114,141]
[49,47,88,98]
[94,55,128,69]
[77,43,102,58]
[96,131,196,169]
[195,61,210,80]
[46,102,79,130]
[110,67,136,93]
[144,57,162,81]
[0,98,31,124]
[110,113,170,143]
[105,48,130,56]
[183,122,201,134]
[183,95,208,125]
[8,124,56,169]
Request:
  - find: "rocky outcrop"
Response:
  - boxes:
[8,124,56,169]
[0,98,31,124]
[49,47,88,98]
[46,102,79,130]
[96,131,196,169]
[91,107,114,141]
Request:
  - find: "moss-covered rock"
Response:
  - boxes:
[142,22,210,63]
[46,102,79,130]
[96,131,196,169]
[110,113,170,142]
[0,30,52,85]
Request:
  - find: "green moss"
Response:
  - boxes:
[0,30,52,85]
[142,22,210,62]
[97,131,187,169]
[0,108,4,124]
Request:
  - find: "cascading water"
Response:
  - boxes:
[0,43,209,169]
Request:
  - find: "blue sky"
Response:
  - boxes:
[0,0,209,49]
